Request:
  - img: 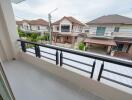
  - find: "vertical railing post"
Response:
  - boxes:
[90,60,96,78]
[97,61,104,81]
[21,41,26,52]
[60,51,63,67]
[56,50,59,65]
[35,45,41,58]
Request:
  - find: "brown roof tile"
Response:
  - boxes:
[29,19,48,26]
[84,38,116,46]
[52,16,84,26]
[16,19,48,26]
[87,14,132,25]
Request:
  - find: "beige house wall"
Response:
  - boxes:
[128,45,132,55]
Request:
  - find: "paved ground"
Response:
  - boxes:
[3,60,104,100]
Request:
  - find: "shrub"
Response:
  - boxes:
[79,42,85,51]
[17,28,26,37]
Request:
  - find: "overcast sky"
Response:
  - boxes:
[12,0,132,22]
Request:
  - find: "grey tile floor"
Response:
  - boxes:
[3,60,103,100]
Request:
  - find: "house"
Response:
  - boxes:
[84,14,132,59]
[16,19,49,35]
[52,16,85,44]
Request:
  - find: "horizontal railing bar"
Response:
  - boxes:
[63,57,93,67]
[17,39,132,68]
[63,63,91,74]
[26,50,35,54]
[28,48,34,50]
[41,55,56,61]
[104,69,132,79]
[101,76,132,88]
[40,50,56,56]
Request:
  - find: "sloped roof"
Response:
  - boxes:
[29,19,48,26]
[84,38,116,46]
[52,16,84,26]
[87,14,132,25]
[16,19,48,26]
[16,21,23,25]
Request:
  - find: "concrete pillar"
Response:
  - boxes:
[0,0,19,61]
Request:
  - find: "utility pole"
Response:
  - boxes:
[48,8,58,44]
[48,14,52,44]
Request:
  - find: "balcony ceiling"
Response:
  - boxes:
[11,0,25,4]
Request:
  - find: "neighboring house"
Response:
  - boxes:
[86,14,132,37]
[16,19,49,35]
[82,24,90,33]
[84,14,132,59]
[52,16,85,44]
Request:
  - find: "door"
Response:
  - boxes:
[0,40,6,61]
[0,61,15,100]
[64,36,71,43]
[96,27,106,36]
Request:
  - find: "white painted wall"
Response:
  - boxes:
[73,25,83,33]
[53,18,84,34]
[53,25,59,32]
[18,24,48,32]
[22,22,30,31]
[0,0,19,61]
[59,18,72,33]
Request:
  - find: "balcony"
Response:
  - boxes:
[87,33,114,39]
[3,39,132,99]
[0,0,132,100]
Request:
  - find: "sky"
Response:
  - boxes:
[12,0,132,22]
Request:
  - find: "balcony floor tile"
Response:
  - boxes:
[3,60,103,100]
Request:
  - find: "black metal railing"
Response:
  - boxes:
[18,39,132,90]
[97,61,132,89]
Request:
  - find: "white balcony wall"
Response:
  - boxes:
[0,0,19,61]
[31,25,38,31]
[39,26,48,31]
[89,24,132,37]
[119,25,132,33]
[73,25,83,33]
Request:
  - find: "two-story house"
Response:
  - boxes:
[84,14,132,59]
[52,16,84,44]
[16,19,49,34]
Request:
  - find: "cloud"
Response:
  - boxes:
[12,0,132,22]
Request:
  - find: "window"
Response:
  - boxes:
[96,27,106,36]
[114,27,120,32]
[117,44,124,51]
[85,30,89,33]
[38,26,40,30]
[61,25,70,32]
[57,27,59,31]
[26,26,28,30]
